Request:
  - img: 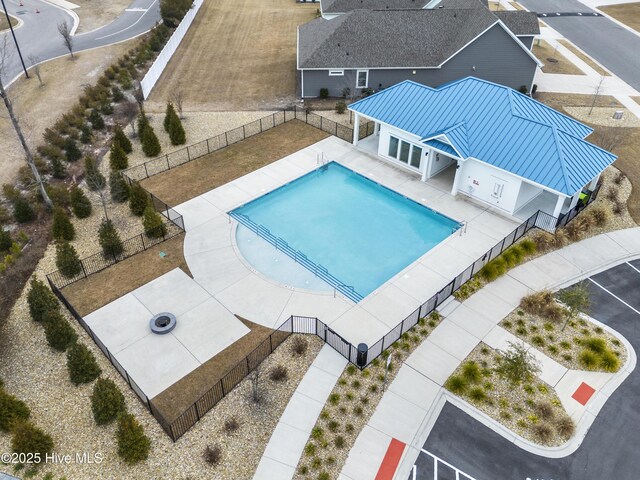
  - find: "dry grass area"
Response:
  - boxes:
[559,40,611,76]
[634,96,640,105]
[141,120,329,205]
[533,40,585,75]
[61,234,190,317]
[73,0,133,33]
[0,39,136,186]
[509,1,524,10]
[151,317,275,423]
[446,343,575,447]
[0,14,18,31]
[535,93,640,224]
[599,2,640,32]
[146,0,317,110]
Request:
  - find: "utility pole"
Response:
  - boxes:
[1,0,29,79]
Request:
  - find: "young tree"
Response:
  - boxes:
[91,378,126,425]
[142,205,166,238]
[163,102,174,132]
[116,413,150,464]
[64,137,82,162]
[66,343,101,385]
[12,196,35,223]
[84,155,106,192]
[57,21,74,59]
[557,282,591,331]
[98,219,124,258]
[11,421,54,459]
[140,117,161,157]
[0,228,12,252]
[113,124,133,154]
[109,172,129,203]
[26,278,60,323]
[52,207,75,241]
[42,310,78,352]
[28,55,43,87]
[70,186,92,218]
[128,182,149,216]
[51,156,67,179]
[495,342,541,385]
[160,0,193,27]
[166,103,186,146]
[0,37,52,209]
[171,90,185,119]
[250,366,261,403]
[89,109,105,130]
[109,142,129,171]
[55,241,82,278]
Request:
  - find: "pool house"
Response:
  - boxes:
[349,78,616,220]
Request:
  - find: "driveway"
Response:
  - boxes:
[518,0,640,92]
[0,0,160,85]
[413,260,640,479]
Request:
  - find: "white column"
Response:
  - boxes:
[553,194,565,218]
[588,174,601,190]
[374,122,380,135]
[450,162,462,195]
[421,149,432,182]
[568,192,580,210]
[352,113,360,146]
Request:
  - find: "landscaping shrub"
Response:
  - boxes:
[45,184,71,208]
[334,436,345,449]
[13,196,35,223]
[160,0,192,27]
[113,124,133,153]
[117,413,150,464]
[583,337,606,354]
[0,391,31,432]
[556,415,575,438]
[445,375,468,394]
[51,156,67,179]
[531,230,556,253]
[142,205,167,238]
[578,349,598,369]
[479,257,507,282]
[588,206,609,227]
[269,365,288,382]
[139,115,161,157]
[534,401,554,420]
[224,417,239,433]
[64,137,82,163]
[109,172,130,203]
[27,278,60,323]
[335,101,346,114]
[468,387,487,402]
[0,228,12,253]
[565,215,592,241]
[66,343,101,385]
[495,341,540,384]
[168,110,186,145]
[291,337,308,356]
[532,423,553,442]
[109,142,129,171]
[84,155,106,191]
[91,378,126,425]
[52,207,75,241]
[111,86,125,102]
[55,241,82,278]
[204,444,221,465]
[43,311,78,352]
[319,88,329,99]
[70,187,92,218]
[98,219,125,259]
[128,182,149,216]
[599,350,619,372]
[461,361,481,384]
[10,421,53,461]
[89,109,105,130]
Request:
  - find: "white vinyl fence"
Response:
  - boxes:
[140,0,205,99]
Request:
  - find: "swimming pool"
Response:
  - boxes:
[230,162,460,301]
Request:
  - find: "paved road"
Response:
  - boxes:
[1,0,160,85]
[414,259,640,480]
[518,0,640,92]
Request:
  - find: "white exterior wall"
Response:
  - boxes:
[514,180,542,211]
[458,158,523,214]
[377,124,427,175]
[429,151,456,177]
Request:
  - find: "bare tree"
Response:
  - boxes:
[85,166,110,221]
[250,366,261,403]
[121,100,139,137]
[133,81,145,112]
[589,75,605,116]
[57,21,74,59]
[0,37,52,208]
[27,55,43,87]
[171,90,185,119]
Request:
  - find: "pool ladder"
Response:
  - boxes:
[317,152,329,168]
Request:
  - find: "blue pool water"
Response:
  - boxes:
[231,162,460,300]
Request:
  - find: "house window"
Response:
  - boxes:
[410,145,422,168]
[356,70,369,88]
[329,70,344,76]
[399,141,411,164]
[388,136,399,158]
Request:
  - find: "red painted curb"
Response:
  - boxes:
[375,438,406,480]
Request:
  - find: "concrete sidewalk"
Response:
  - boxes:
[254,345,347,480]
[339,227,640,480]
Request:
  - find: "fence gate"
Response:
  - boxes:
[322,325,352,362]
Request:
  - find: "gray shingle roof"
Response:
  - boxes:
[493,11,540,35]
[322,0,488,13]
[299,9,500,69]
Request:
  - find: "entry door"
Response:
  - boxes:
[490,176,508,206]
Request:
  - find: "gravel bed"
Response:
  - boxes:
[293,313,444,480]
[447,343,574,447]
[500,307,627,372]
[564,107,640,127]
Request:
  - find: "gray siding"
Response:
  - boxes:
[518,35,534,50]
[301,24,537,97]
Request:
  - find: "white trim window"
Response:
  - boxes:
[329,70,344,76]
[356,70,369,88]
[387,135,423,170]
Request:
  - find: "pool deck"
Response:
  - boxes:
[176,136,521,346]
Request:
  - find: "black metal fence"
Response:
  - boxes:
[121,107,374,183]
[47,192,185,289]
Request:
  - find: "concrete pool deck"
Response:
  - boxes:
[176,136,522,346]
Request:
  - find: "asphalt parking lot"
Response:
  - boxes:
[412,260,640,480]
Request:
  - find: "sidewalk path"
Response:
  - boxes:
[338,227,640,480]
[253,345,347,480]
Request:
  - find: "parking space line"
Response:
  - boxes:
[626,262,640,276]
[588,278,640,316]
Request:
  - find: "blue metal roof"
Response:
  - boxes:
[349,77,616,195]
[423,139,459,157]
